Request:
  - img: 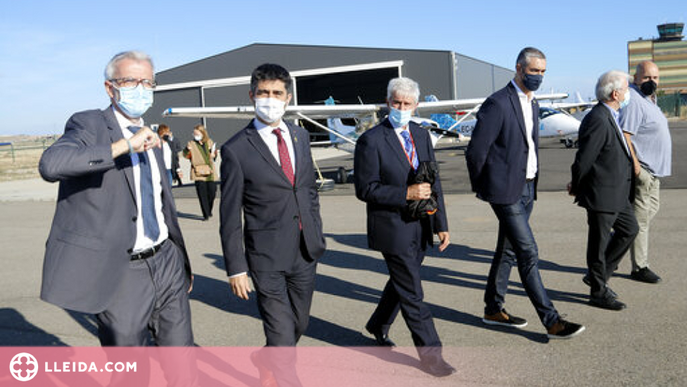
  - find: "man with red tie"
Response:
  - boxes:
[354,77,454,377]
[219,64,326,386]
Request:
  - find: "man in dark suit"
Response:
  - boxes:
[39,51,195,349]
[466,47,584,339]
[220,64,326,386]
[570,70,639,311]
[354,77,454,377]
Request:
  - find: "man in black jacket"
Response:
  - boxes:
[570,70,639,311]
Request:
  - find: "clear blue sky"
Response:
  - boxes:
[1,0,684,135]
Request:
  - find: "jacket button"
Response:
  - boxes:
[132,216,137,222]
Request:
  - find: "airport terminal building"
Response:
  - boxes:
[628,23,687,117]
[148,43,514,144]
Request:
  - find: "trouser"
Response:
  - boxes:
[366,222,442,361]
[194,180,216,219]
[96,240,193,346]
[486,181,559,329]
[631,166,660,271]
[250,240,316,387]
[585,202,639,298]
[250,243,317,347]
[96,240,196,386]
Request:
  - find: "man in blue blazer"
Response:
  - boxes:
[39,51,194,349]
[466,47,584,339]
[355,77,454,377]
[220,64,326,386]
[570,70,639,311]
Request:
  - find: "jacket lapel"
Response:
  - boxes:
[383,120,413,169]
[286,122,304,183]
[245,119,294,185]
[104,107,136,204]
[409,122,428,161]
[507,83,527,140]
[603,107,632,159]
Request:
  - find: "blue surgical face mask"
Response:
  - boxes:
[115,84,153,118]
[619,89,631,109]
[389,107,413,128]
[522,73,543,92]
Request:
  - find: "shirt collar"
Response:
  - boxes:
[602,102,620,124]
[511,80,533,102]
[254,117,286,134]
[112,105,144,134]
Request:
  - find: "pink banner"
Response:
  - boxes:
[1,346,469,386]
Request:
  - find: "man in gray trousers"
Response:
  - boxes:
[39,50,195,350]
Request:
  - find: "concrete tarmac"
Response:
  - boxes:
[1,122,686,386]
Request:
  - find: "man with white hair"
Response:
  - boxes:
[619,61,671,284]
[355,77,454,376]
[570,70,639,310]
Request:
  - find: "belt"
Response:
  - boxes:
[130,240,166,261]
[526,178,535,182]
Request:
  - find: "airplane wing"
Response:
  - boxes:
[163,104,382,119]
[163,93,569,119]
[414,93,568,115]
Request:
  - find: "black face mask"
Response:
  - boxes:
[640,80,657,96]
[522,73,543,92]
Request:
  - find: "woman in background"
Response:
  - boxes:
[183,124,218,220]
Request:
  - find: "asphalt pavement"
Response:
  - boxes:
[1,122,686,386]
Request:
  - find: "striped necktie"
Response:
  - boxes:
[127,126,160,241]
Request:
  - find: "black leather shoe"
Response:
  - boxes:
[365,326,395,347]
[630,268,662,284]
[420,357,456,377]
[583,275,617,298]
[589,296,626,311]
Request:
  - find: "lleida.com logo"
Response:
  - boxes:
[10,352,39,382]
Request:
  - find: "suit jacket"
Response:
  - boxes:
[354,119,448,255]
[219,119,326,276]
[465,82,540,205]
[38,107,191,314]
[570,103,634,212]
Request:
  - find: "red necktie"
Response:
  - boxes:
[273,129,295,186]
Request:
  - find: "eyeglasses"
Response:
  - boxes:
[109,78,157,90]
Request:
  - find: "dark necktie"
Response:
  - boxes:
[128,126,160,241]
[273,128,295,185]
[400,130,419,170]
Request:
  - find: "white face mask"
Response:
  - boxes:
[255,97,286,124]
[194,135,203,142]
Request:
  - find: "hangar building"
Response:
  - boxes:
[147,43,514,144]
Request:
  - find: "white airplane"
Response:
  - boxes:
[423,95,584,148]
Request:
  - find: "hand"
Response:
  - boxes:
[567,182,574,196]
[128,126,161,153]
[407,183,432,201]
[437,231,450,252]
[229,273,253,300]
[188,274,194,293]
[634,162,641,177]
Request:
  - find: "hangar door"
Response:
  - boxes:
[295,67,399,105]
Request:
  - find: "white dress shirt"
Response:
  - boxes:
[511,80,538,179]
[254,118,296,173]
[113,108,168,253]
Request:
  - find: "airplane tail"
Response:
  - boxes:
[324,96,356,142]
[425,95,459,130]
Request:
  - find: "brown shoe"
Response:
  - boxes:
[482,309,528,328]
[547,319,585,339]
